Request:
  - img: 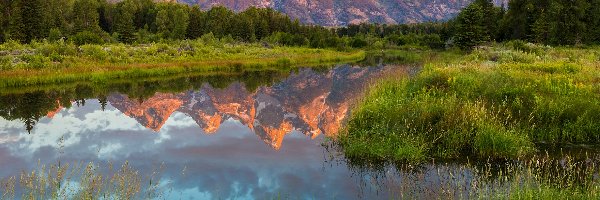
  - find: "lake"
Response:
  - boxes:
[0,63,598,199]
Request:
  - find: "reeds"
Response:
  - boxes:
[0,161,168,199]
[340,152,600,199]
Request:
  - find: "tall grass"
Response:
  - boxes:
[338,151,600,199]
[339,44,600,162]
[0,161,168,199]
[0,40,364,87]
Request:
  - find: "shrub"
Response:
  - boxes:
[200,33,218,46]
[80,45,109,61]
[70,31,105,46]
[21,54,50,69]
[48,28,63,42]
[0,56,12,70]
[350,37,368,48]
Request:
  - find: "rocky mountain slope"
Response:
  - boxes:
[174,0,507,26]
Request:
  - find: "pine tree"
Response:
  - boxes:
[7,0,26,43]
[21,0,45,41]
[474,0,500,41]
[114,1,137,43]
[532,11,550,44]
[73,0,101,33]
[454,4,489,50]
[504,0,535,41]
[0,0,8,42]
[548,0,589,45]
[186,6,205,39]
[586,0,600,44]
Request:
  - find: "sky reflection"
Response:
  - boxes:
[0,65,406,199]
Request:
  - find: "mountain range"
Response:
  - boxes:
[170,0,507,26]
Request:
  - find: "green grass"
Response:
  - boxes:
[339,43,600,162]
[0,40,364,87]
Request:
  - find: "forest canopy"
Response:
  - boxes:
[1,0,599,49]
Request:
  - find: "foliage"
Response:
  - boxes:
[70,31,105,46]
[454,3,489,50]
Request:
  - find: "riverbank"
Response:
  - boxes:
[0,40,364,87]
[339,42,600,162]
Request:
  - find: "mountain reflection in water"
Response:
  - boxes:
[0,64,408,199]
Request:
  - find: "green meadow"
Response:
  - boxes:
[339,42,600,162]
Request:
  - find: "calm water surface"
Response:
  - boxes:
[0,64,423,199]
[2,64,596,199]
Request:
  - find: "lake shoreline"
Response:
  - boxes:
[0,40,365,88]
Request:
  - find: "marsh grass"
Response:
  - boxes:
[0,40,364,87]
[339,44,600,162]
[0,161,169,200]
[336,149,600,199]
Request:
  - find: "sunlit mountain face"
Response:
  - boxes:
[0,64,411,199]
[167,0,509,26]
[109,0,508,26]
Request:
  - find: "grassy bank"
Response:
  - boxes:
[0,39,364,87]
[339,42,600,162]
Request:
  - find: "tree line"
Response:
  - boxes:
[0,0,343,48]
[1,0,599,50]
[452,0,600,49]
[337,0,600,49]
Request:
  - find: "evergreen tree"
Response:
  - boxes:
[98,1,114,33]
[186,6,205,39]
[586,0,600,44]
[21,0,45,41]
[474,0,500,41]
[132,0,155,30]
[231,13,256,41]
[7,0,26,42]
[548,0,589,45]
[454,4,489,50]
[73,0,101,33]
[0,0,8,42]
[532,10,550,44]
[114,1,137,43]
[504,0,536,41]
[43,0,73,35]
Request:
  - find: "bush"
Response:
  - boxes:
[48,28,63,42]
[350,37,368,48]
[200,33,218,46]
[80,45,109,61]
[36,41,77,57]
[0,56,12,70]
[21,54,50,69]
[70,31,105,46]
[505,40,548,55]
